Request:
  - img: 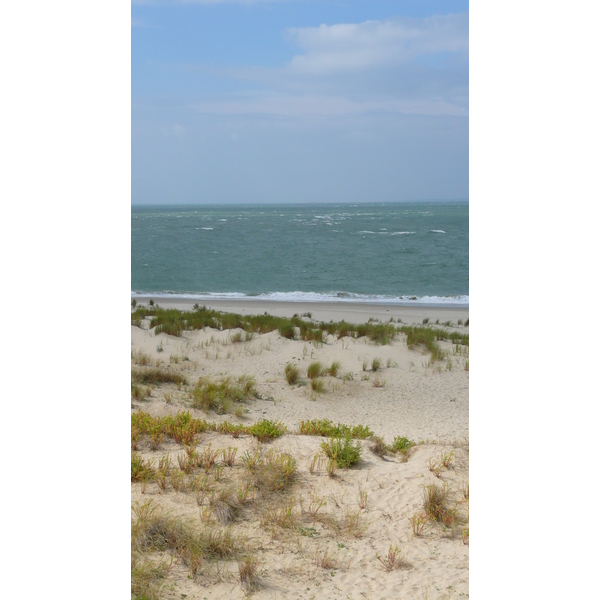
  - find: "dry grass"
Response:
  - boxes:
[376,544,404,571]
[238,555,261,592]
[209,486,240,524]
[314,547,338,569]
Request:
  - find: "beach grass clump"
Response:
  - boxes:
[371,357,382,372]
[191,375,257,414]
[298,419,373,439]
[311,378,326,393]
[132,502,238,569]
[238,555,261,592]
[248,419,287,442]
[327,360,342,377]
[320,437,361,469]
[243,449,297,493]
[307,361,324,379]
[284,363,300,385]
[278,322,296,339]
[132,367,188,386]
[422,483,461,527]
[131,384,152,401]
[369,436,388,457]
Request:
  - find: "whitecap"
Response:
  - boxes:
[430,230,446,233]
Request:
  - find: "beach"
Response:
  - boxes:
[131,300,469,599]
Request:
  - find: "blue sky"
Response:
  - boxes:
[132,1,468,204]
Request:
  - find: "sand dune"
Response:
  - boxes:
[131,305,469,599]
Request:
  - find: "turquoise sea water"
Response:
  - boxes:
[131,201,468,306]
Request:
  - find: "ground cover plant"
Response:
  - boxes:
[320,437,362,468]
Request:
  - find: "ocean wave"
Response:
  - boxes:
[390,231,416,235]
[430,230,446,233]
[131,291,468,306]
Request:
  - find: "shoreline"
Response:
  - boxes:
[132,295,468,325]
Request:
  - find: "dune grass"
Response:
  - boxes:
[132,306,404,345]
[284,363,300,385]
[132,367,188,386]
[191,375,257,414]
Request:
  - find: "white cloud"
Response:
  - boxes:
[286,14,468,74]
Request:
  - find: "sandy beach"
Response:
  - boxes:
[132,301,469,599]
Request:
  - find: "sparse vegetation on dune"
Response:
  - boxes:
[131,306,408,345]
[132,367,188,386]
[191,374,257,414]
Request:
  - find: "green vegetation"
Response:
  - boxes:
[320,437,362,469]
[131,306,402,345]
[307,361,324,379]
[248,419,287,442]
[131,367,188,386]
[284,363,300,384]
[191,375,257,414]
[298,419,373,439]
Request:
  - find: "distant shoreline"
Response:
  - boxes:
[131,295,469,325]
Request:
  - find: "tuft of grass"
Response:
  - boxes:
[422,483,460,527]
[307,361,324,379]
[278,322,296,339]
[327,361,342,377]
[357,486,368,510]
[371,357,382,372]
[131,556,169,600]
[209,486,240,524]
[132,367,188,386]
[222,447,238,467]
[260,498,298,530]
[131,384,152,401]
[244,449,297,494]
[191,375,257,414]
[284,363,300,385]
[311,378,326,393]
[376,545,404,571]
[248,419,287,442]
[370,436,388,457]
[314,548,338,570]
[238,555,261,592]
[320,437,361,469]
[409,512,429,536]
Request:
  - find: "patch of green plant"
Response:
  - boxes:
[284,363,300,385]
[307,361,324,379]
[191,375,257,414]
[298,419,373,439]
[391,436,413,451]
[320,437,361,469]
[131,367,188,386]
[248,419,287,442]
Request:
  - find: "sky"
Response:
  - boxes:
[132,0,469,204]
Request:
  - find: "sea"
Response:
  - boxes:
[131,201,468,307]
